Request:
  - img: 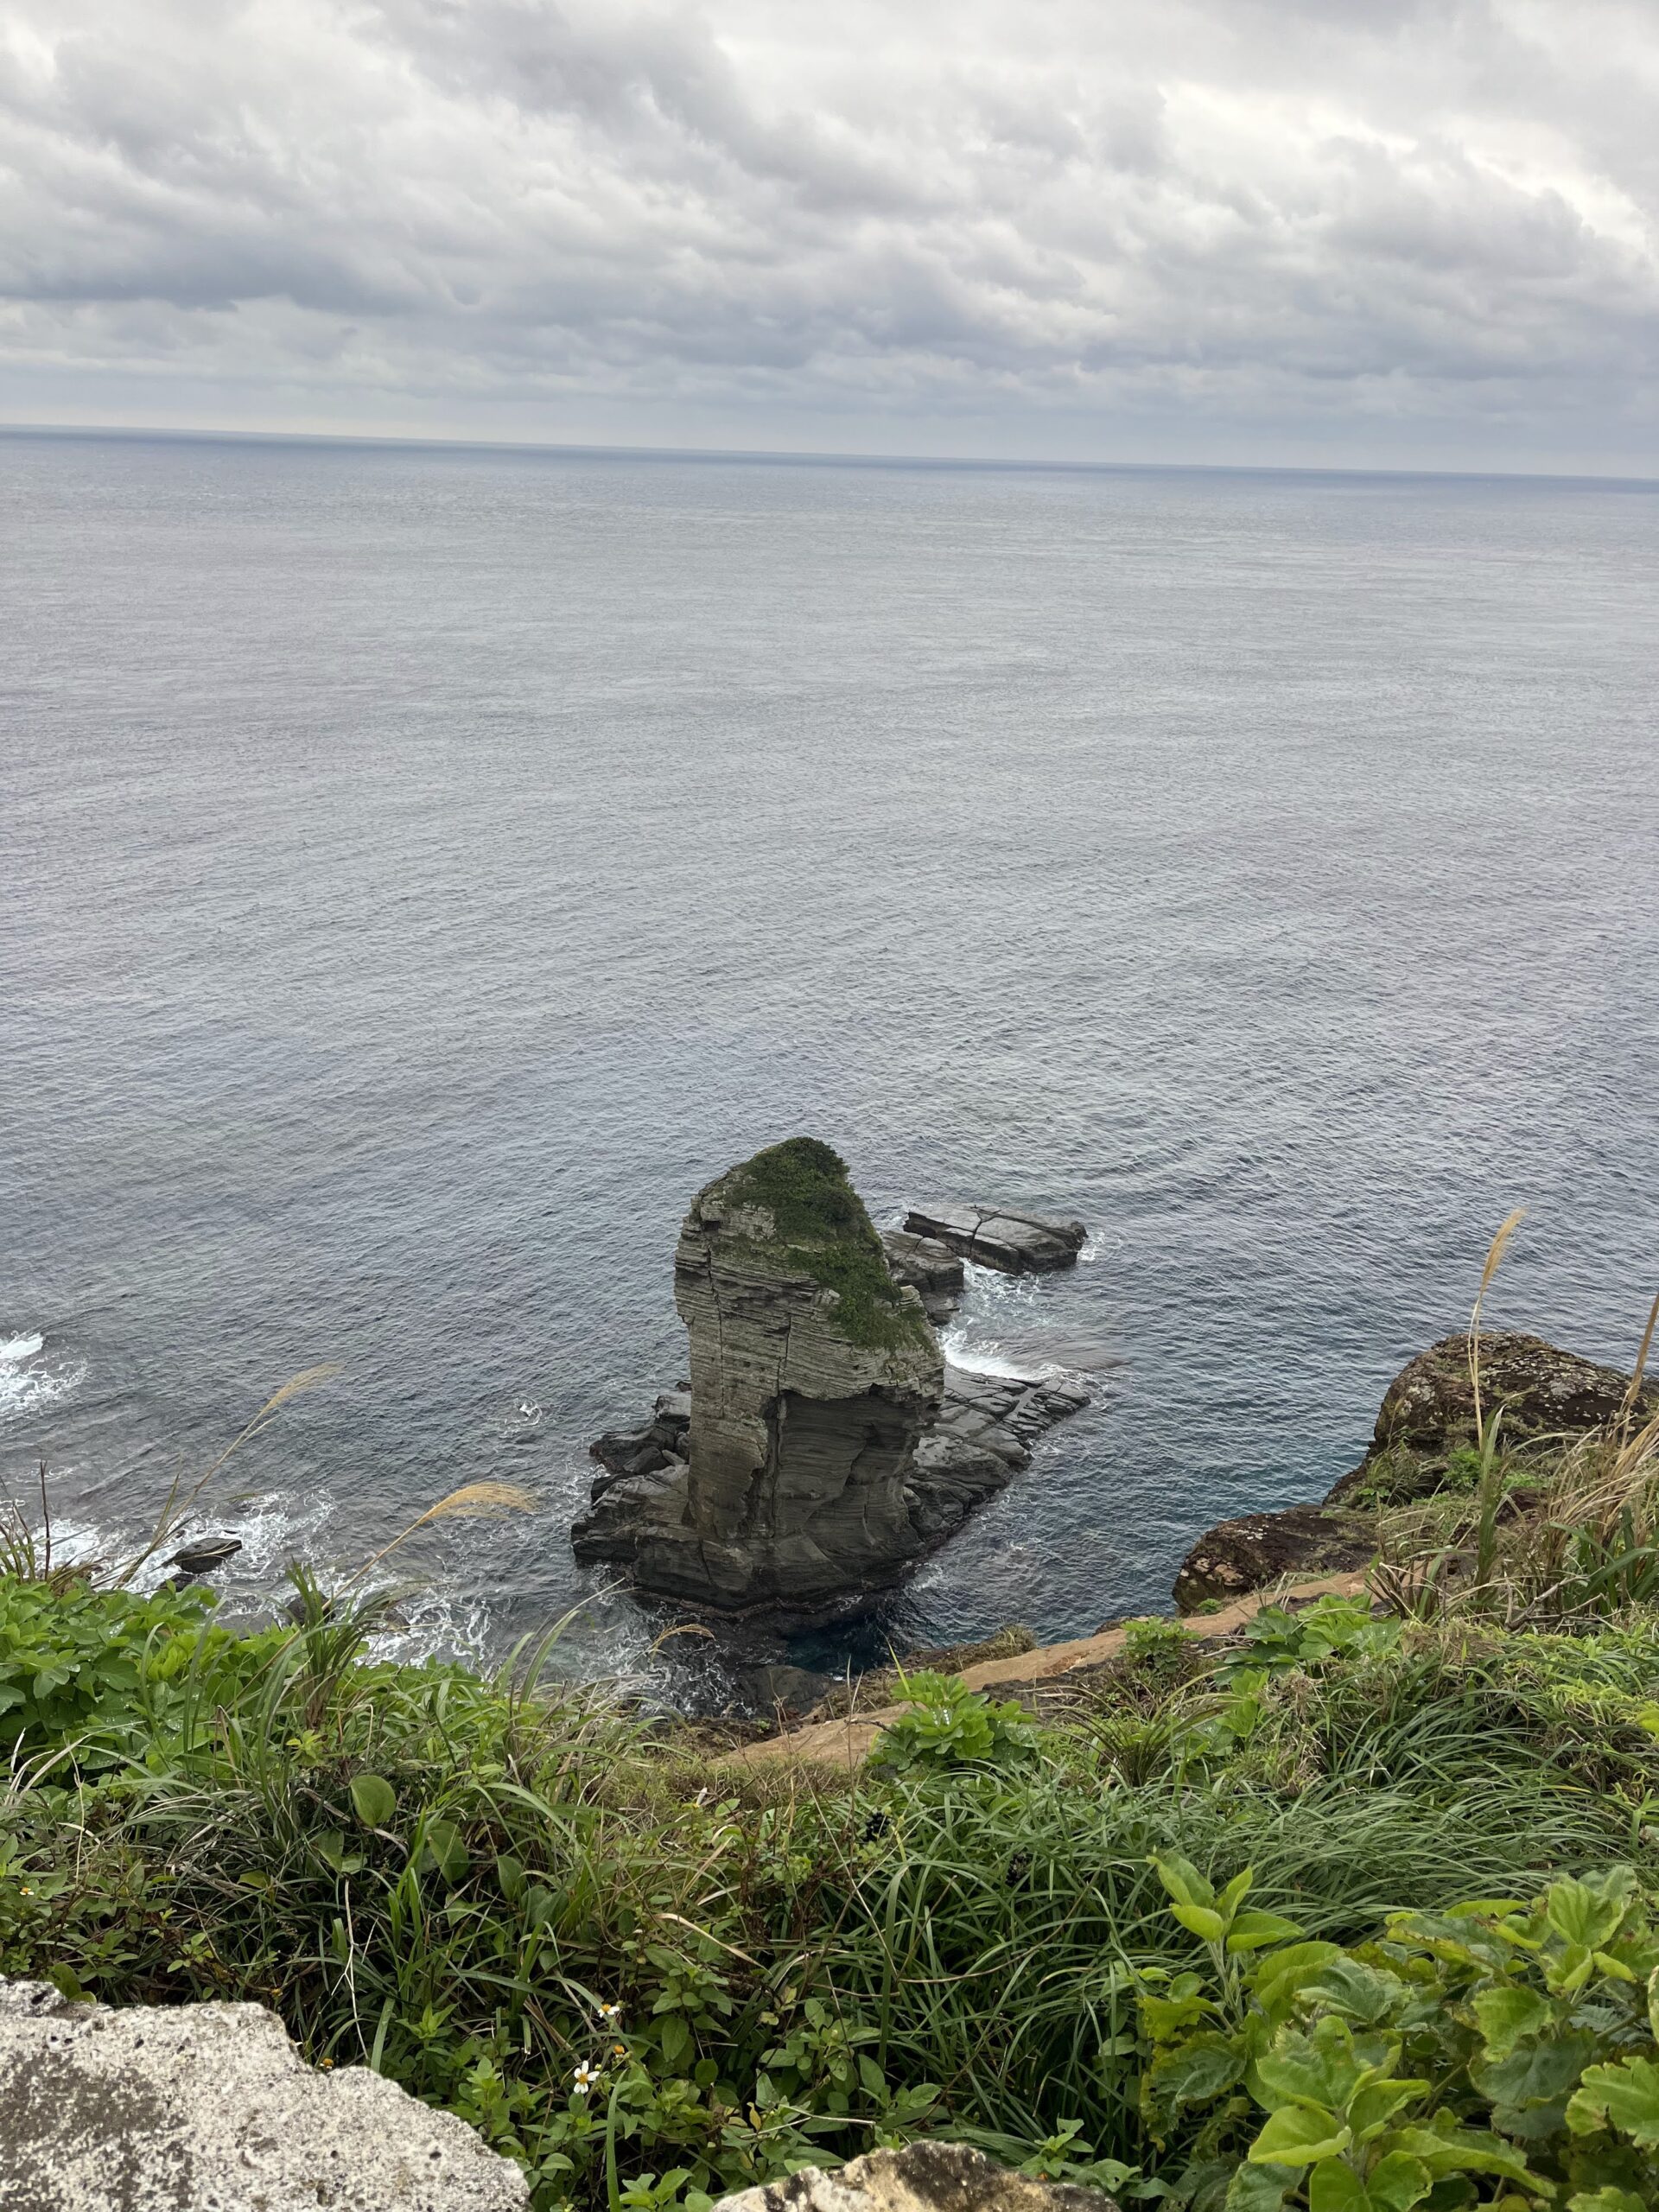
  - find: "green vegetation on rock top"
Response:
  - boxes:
[714,1137,933,1357]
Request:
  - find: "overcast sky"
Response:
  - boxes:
[3,0,1656,471]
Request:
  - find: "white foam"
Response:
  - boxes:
[365,1584,494,1669]
[0,1330,85,1422]
[940,1268,1066,1382]
[943,1338,1067,1383]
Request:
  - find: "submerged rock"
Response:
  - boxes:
[901,1203,1086,1274]
[715,2141,1116,2212]
[0,1978,527,2211]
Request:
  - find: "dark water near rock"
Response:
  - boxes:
[4,429,1656,1692]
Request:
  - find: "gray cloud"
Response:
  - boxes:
[1,0,1655,466]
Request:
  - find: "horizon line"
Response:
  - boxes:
[3,416,1657,493]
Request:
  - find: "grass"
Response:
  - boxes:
[5,1559,1659,2210]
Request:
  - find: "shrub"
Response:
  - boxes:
[719,1138,931,1353]
[3,1573,1656,2212]
[0,1575,282,1763]
[1123,1617,1203,1683]
[1136,1853,1659,2209]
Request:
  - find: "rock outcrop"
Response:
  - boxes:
[902,1203,1087,1274]
[0,1978,528,2212]
[906,1369,1090,1541]
[1325,1331,1656,1504]
[715,2143,1115,2212]
[571,1147,1092,1627]
[1172,1330,1656,1611]
[577,1141,944,1624]
[1173,1503,1376,1612]
[575,1362,1090,1615]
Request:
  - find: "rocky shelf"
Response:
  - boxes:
[900,1203,1086,1275]
[1172,1328,1659,1610]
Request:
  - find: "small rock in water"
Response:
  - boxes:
[880,1230,966,1321]
[903,1203,1086,1274]
[166,1535,243,1576]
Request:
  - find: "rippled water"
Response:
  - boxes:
[4,429,1656,1687]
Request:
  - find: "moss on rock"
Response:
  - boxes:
[717,1137,932,1355]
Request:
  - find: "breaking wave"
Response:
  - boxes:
[0,1330,84,1423]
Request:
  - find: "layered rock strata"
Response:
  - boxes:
[880,1230,965,1322]
[575,1363,1090,1611]
[576,1141,944,1624]
[902,1203,1086,1274]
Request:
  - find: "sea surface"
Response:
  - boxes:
[4,429,1656,1694]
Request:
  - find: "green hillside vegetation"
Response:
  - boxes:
[3,1487,1659,2209]
[5,1235,1659,2212]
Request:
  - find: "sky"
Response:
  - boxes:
[2,0,1657,472]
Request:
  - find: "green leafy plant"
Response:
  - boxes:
[1124,1617,1203,1684]
[0,1575,281,1762]
[867,1671,1039,1774]
[1216,1597,1400,1689]
[1136,1857,1659,2212]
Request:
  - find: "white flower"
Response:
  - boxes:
[572,2062,598,2095]
[600,2003,621,2023]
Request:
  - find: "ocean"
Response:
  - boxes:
[4,428,1656,1692]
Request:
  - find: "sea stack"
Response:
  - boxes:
[571,1143,1095,1627]
[630,1138,944,1620]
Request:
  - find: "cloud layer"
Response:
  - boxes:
[3,0,1656,466]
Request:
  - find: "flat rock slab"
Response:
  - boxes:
[0,1979,528,2212]
[717,2142,1114,2212]
[942,1366,1091,1453]
[880,1230,966,1321]
[902,1204,1086,1275]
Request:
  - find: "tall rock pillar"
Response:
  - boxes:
[631,1138,944,1622]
